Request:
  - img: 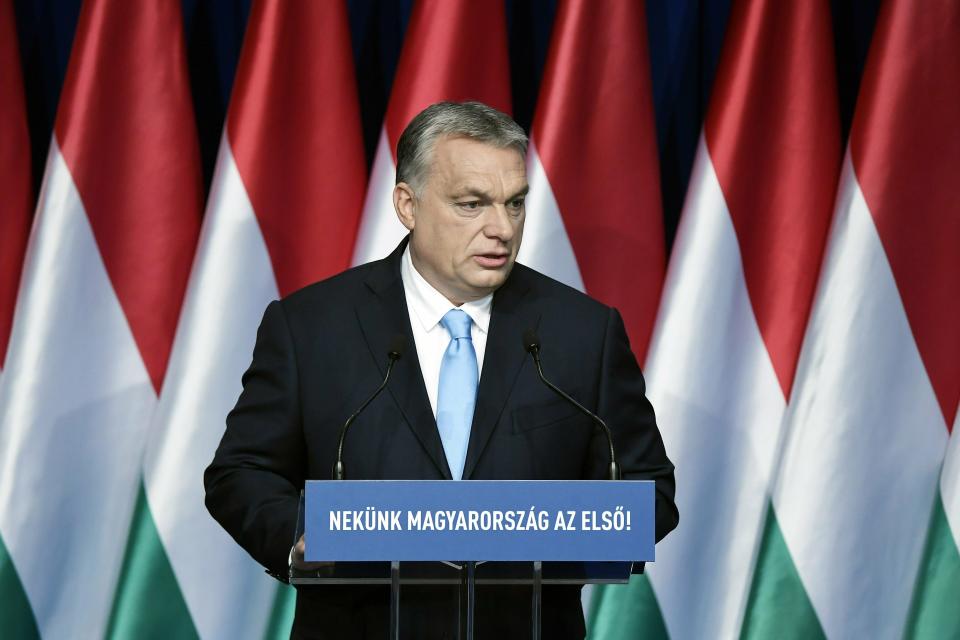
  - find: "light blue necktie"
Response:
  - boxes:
[437,309,478,480]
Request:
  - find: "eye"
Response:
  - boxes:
[457,201,481,211]
[508,198,525,214]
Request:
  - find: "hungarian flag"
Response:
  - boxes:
[512,0,665,628]
[517,0,664,364]
[771,0,960,636]
[351,0,511,265]
[0,0,35,635]
[0,1,201,638]
[629,0,841,637]
[106,1,368,638]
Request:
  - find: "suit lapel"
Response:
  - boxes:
[462,267,540,479]
[354,240,452,479]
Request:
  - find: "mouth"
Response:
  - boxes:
[473,252,510,268]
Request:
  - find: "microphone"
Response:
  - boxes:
[332,335,406,480]
[522,329,621,481]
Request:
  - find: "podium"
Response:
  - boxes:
[290,480,655,639]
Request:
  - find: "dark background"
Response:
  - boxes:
[12,0,882,251]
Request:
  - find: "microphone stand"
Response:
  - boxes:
[332,339,405,480]
[522,330,622,640]
[328,338,404,639]
[523,331,621,481]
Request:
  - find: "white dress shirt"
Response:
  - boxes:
[400,245,491,417]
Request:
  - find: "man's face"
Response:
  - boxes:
[395,136,527,305]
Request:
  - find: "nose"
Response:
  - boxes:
[483,204,517,242]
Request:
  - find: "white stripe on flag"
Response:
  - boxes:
[944,419,960,547]
[143,140,280,639]
[0,141,155,639]
[352,129,406,266]
[644,140,786,640]
[516,142,584,292]
[773,154,947,639]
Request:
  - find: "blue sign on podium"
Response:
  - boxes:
[304,480,655,562]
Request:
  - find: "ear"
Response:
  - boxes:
[393,183,417,231]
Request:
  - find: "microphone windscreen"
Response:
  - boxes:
[522,329,540,353]
[388,334,407,359]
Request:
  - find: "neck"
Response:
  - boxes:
[408,246,472,306]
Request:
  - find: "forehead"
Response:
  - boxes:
[427,136,526,190]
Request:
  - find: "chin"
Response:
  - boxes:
[469,274,508,293]
[462,261,514,291]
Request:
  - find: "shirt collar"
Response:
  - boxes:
[401,245,492,334]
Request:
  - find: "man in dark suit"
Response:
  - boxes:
[205,101,677,639]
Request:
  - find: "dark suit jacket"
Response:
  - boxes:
[205,239,678,639]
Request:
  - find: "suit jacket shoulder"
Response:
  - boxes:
[279,255,387,318]
[508,262,611,322]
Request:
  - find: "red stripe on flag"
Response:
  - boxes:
[228,0,367,296]
[383,0,512,158]
[705,0,841,398]
[0,0,31,367]
[54,0,202,394]
[850,0,960,429]
[532,0,664,361]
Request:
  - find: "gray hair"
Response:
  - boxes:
[396,101,528,193]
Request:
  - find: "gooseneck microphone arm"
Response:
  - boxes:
[522,329,621,481]
[333,336,406,480]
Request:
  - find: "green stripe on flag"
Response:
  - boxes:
[587,574,669,639]
[905,492,960,639]
[263,582,296,639]
[740,506,824,640]
[107,484,199,640]
[0,532,40,639]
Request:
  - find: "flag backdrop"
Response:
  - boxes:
[635,1,841,637]
[3,0,957,638]
[771,1,960,638]
[0,1,201,638]
[0,0,35,636]
[515,0,665,628]
[106,1,367,639]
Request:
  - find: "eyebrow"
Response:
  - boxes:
[507,186,530,200]
[452,185,529,201]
